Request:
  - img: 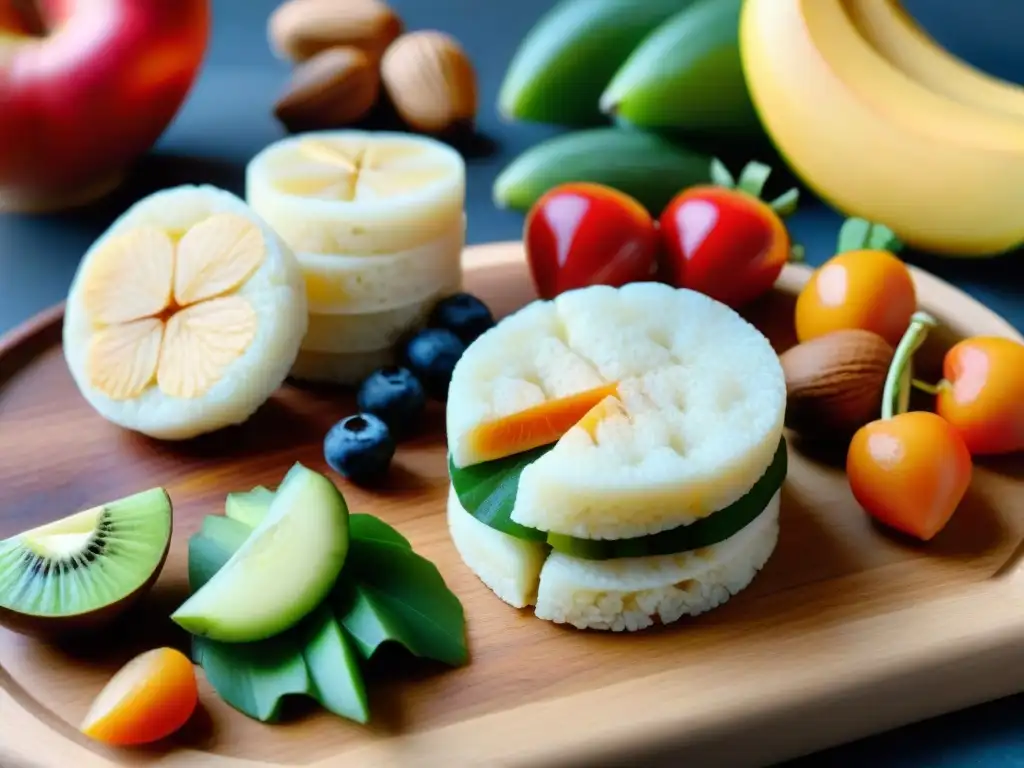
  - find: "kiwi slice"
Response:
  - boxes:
[0,488,173,636]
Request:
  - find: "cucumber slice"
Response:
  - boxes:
[547,439,787,559]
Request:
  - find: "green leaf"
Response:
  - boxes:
[448,448,551,541]
[350,514,411,549]
[300,605,369,723]
[836,217,903,254]
[185,509,464,724]
[735,160,772,198]
[334,539,469,667]
[193,633,311,723]
[188,535,232,594]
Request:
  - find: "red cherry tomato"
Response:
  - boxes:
[524,182,658,300]
[658,161,796,309]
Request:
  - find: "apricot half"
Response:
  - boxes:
[81,647,198,746]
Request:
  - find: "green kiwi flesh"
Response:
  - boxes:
[0,488,173,636]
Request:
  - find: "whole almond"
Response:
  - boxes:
[381,31,478,134]
[268,0,403,64]
[274,46,380,132]
[780,329,895,439]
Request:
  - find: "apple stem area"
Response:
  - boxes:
[3,0,47,37]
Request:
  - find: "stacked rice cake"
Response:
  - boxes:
[446,283,788,632]
[246,131,466,385]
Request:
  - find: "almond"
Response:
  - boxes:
[779,329,895,439]
[273,46,380,133]
[381,31,478,134]
[268,0,403,64]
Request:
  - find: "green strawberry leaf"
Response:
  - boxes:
[836,217,903,254]
[448,447,551,541]
[334,538,468,667]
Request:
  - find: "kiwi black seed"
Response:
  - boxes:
[0,488,173,637]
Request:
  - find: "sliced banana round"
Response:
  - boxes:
[298,217,465,314]
[246,130,466,255]
[447,485,780,631]
[289,347,396,386]
[447,282,787,539]
[63,185,308,440]
[303,289,457,354]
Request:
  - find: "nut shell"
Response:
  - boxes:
[274,46,381,132]
[381,30,478,134]
[268,0,403,64]
[780,329,894,438]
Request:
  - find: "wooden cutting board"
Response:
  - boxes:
[2,241,1024,768]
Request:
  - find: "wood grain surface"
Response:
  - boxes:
[2,242,1024,768]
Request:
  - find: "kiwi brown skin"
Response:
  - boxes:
[0,497,174,639]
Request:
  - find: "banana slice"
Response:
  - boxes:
[246,130,466,256]
[289,347,396,386]
[298,216,465,315]
[447,485,780,631]
[63,185,308,440]
[447,283,787,539]
[303,288,457,354]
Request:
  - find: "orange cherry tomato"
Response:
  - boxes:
[524,182,658,300]
[935,336,1024,455]
[795,248,916,348]
[847,410,972,541]
[81,647,198,746]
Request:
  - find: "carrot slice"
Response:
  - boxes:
[463,382,620,463]
[81,647,198,746]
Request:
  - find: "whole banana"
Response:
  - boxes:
[842,0,1024,120]
[740,0,1024,257]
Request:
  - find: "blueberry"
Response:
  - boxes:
[323,413,395,485]
[428,292,495,345]
[356,366,426,436]
[401,328,466,400]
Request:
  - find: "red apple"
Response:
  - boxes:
[0,0,210,211]
[524,182,658,300]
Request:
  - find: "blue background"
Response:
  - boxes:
[2,1,1024,764]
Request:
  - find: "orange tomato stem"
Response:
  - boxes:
[788,243,805,263]
[836,217,903,255]
[881,311,938,420]
[709,158,799,217]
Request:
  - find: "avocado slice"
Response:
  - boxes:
[172,463,350,643]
